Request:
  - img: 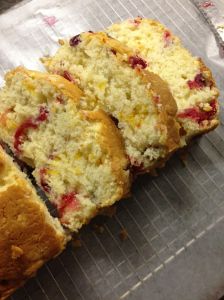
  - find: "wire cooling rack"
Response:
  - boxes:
[0,0,224,299]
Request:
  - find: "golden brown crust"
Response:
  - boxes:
[82,32,180,155]
[3,67,83,170]
[108,19,220,143]
[5,67,83,103]
[81,109,131,200]
[0,148,67,299]
[198,57,220,123]
[142,71,180,153]
[56,109,132,229]
[4,67,131,199]
[1,67,131,234]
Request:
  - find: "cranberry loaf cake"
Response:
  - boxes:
[42,32,180,172]
[0,146,67,300]
[0,67,130,231]
[107,18,220,144]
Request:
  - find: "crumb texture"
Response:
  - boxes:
[107,18,219,142]
[0,67,130,231]
[42,32,180,171]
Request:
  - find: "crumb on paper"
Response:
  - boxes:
[119,228,128,241]
[178,148,188,166]
[100,205,117,218]
[150,169,158,177]
[40,56,49,64]
[217,24,224,31]
[58,39,65,45]
[72,237,82,248]
[92,224,105,234]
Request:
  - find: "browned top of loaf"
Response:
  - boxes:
[5,66,83,102]
[0,149,66,300]
[142,71,180,152]
[84,32,180,154]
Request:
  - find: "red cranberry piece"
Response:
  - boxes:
[63,70,75,83]
[36,106,49,122]
[178,107,201,122]
[69,34,81,47]
[153,95,160,104]
[187,73,209,90]
[58,192,80,217]
[39,168,51,193]
[200,1,214,8]
[14,118,37,153]
[129,56,147,69]
[130,17,142,26]
[178,100,217,124]
[163,30,173,47]
[14,106,49,153]
[164,31,171,39]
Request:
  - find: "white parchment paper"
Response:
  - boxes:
[0,0,223,87]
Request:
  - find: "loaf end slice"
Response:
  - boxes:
[0,146,67,300]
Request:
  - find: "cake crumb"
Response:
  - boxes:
[92,224,105,234]
[100,205,117,218]
[119,228,128,241]
[178,148,188,166]
[150,169,158,177]
[199,102,212,112]
[72,237,82,248]
[58,39,65,45]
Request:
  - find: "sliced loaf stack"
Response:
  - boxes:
[0,17,220,299]
[107,17,219,145]
[42,32,181,173]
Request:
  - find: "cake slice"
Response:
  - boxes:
[0,67,130,231]
[0,146,67,300]
[107,18,219,145]
[41,32,180,173]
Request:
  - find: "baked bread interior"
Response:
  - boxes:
[0,67,130,232]
[107,17,219,144]
[42,31,180,172]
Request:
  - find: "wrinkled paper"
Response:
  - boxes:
[193,0,224,51]
[0,0,224,88]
